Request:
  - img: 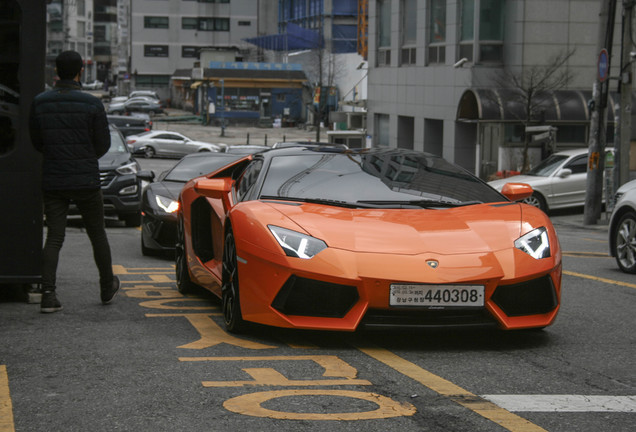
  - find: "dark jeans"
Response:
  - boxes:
[42,189,113,292]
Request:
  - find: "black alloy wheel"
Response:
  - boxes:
[175,216,196,294]
[222,229,245,333]
[614,212,636,273]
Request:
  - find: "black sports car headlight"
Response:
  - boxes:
[268,225,327,259]
[155,195,179,213]
[515,227,550,259]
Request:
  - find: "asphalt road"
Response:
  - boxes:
[1,149,634,432]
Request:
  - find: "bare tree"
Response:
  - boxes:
[486,49,576,172]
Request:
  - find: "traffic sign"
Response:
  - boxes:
[598,49,609,82]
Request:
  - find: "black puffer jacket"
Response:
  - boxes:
[29,80,111,191]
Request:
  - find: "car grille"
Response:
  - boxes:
[359,309,497,329]
[100,170,115,188]
[491,275,558,317]
[271,276,359,318]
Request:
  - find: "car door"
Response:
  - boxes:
[548,154,588,208]
[152,133,184,157]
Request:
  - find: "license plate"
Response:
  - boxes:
[389,284,484,307]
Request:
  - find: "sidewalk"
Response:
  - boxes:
[153,109,323,147]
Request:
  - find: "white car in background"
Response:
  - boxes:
[608,179,636,273]
[126,130,227,158]
[488,148,611,212]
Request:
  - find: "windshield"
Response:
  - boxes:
[526,154,569,176]
[108,130,129,154]
[259,151,505,205]
[165,155,243,182]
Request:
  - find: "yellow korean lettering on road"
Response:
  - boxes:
[0,365,15,432]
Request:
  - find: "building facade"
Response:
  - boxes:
[366,0,629,179]
[45,0,95,84]
[130,0,277,101]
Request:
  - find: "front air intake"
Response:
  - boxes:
[491,275,558,317]
[272,276,359,318]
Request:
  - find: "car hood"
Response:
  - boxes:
[147,181,184,199]
[264,202,525,254]
[99,152,134,169]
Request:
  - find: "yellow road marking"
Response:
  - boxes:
[0,365,15,432]
[563,270,636,289]
[562,251,610,258]
[223,389,416,420]
[147,313,276,350]
[181,355,371,387]
[356,345,547,432]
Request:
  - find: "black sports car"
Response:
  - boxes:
[141,152,245,255]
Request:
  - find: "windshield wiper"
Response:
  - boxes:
[356,199,482,208]
[260,195,369,209]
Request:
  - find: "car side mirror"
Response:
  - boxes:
[137,170,155,182]
[558,168,572,178]
[500,182,533,201]
[194,178,233,198]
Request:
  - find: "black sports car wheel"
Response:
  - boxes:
[144,146,156,158]
[175,217,196,294]
[222,229,245,333]
[522,192,547,212]
[614,212,636,273]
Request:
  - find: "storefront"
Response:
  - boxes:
[172,62,308,127]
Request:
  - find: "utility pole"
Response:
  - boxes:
[585,0,618,225]
[617,1,635,192]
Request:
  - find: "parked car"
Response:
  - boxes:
[69,126,153,227]
[226,144,271,154]
[608,179,636,273]
[488,148,612,212]
[107,114,152,137]
[129,90,161,102]
[176,147,561,333]
[107,98,163,116]
[82,80,103,90]
[126,130,226,158]
[141,152,246,256]
[271,141,348,150]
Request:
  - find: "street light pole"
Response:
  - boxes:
[220,79,225,137]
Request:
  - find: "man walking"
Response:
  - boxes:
[29,50,120,313]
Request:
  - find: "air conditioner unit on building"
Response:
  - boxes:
[192,68,203,80]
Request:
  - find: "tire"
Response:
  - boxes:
[141,232,155,256]
[522,192,548,212]
[144,146,156,159]
[123,212,141,227]
[613,212,636,273]
[175,216,196,294]
[222,229,245,333]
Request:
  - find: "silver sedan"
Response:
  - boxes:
[608,179,636,273]
[126,130,227,158]
[488,148,610,212]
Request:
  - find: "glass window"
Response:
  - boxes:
[144,45,169,57]
[376,114,390,147]
[145,16,169,29]
[377,0,391,48]
[428,0,446,64]
[182,46,200,58]
[77,21,85,38]
[402,0,417,45]
[77,0,85,16]
[182,17,197,29]
[479,0,504,40]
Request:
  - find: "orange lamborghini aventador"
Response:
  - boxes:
[176,147,561,333]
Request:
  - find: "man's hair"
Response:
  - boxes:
[56,50,83,80]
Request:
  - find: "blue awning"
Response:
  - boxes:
[244,23,323,51]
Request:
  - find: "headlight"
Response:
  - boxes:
[268,225,327,259]
[155,195,179,213]
[515,227,550,259]
[116,161,139,175]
